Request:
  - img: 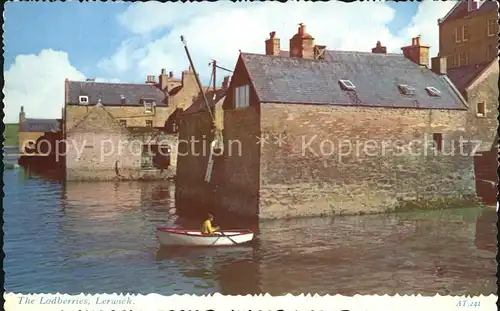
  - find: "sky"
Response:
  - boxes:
[3,0,458,123]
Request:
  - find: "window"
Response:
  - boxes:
[235,85,250,109]
[143,99,155,113]
[477,102,486,117]
[433,133,443,152]
[79,95,89,104]
[119,120,127,127]
[459,52,468,66]
[398,84,416,96]
[146,120,153,128]
[425,87,441,97]
[488,18,496,36]
[339,79,356,91]
[454,27,461,43]
[462,24,469,41]
[141,144,154,169]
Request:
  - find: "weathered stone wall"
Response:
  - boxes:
[65,105,173,130]
[175,111,216,217]
[257,103,476,219]
[66,106,175,181]
[463,63,499,151]
[216,106,261,219]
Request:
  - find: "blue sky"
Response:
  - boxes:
[4,1,456,123]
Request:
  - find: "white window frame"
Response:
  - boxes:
[339,79,356,91]
[487,18,496,37]
[79,95,89,105]
[462,24,469,42]
[454,27,461,43]
[459,52,469,66]
[476,102,486,117]
[143,99,155,113]
[234,84,250,109]
[425,87,441,97]
[398,84,416,96]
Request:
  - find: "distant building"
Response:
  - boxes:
[438,1,498,205]
[64,68,203,181]
[177,23,486,219]
[18,105,61,154]
[438,0,498,69]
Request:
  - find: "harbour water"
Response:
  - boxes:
[3,168,497,295]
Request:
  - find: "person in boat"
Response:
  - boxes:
[201,213,219,235]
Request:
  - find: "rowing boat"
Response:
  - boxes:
[156,227,254,246]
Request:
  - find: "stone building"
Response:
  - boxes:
[438,1,498,205]
[438,0,498,69]
[64,67,203,181]
[177,23,487,220]
[18,105,61,154]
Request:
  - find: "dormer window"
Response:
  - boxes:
[398,84,416,96]
[425,87,441,97]
[79,95,89,104]
[339,79,355,91]
[142,99,155,113]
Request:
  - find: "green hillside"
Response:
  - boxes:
[4,123,19,146]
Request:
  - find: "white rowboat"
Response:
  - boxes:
[156,227,254,246]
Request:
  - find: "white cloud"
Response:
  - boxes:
[101,1,456,86]
[4,49,85,123]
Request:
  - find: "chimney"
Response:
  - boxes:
[19,106,25,123]
[431,56,447,75]
[222,76,231,89]
[169,71,174,78]
[401,35,430,67]
[289,23,315,59]
[159,68,168,91]
[265,31,281,56]
[372,41,387,54]
[468,0,478,11]
[146,75,156,84]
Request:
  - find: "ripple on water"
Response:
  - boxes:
[3,169,497,295]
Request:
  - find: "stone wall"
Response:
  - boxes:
[463,62,499,151]
[66,106,175,181]
[256,103,476,219]
[65,105,173,130]
[439,8,497,68]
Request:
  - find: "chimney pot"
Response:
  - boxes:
[161,68,167,75]
[372,41,387,54]
[298,23,305,35]
[270,31,276,39]
[222,76,231,89]
[169,71,174,78]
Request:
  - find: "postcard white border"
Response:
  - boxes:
[3,293,498,311]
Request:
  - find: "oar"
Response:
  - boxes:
[218,230,238,245]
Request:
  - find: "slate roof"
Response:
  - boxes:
[67,81,167,106]
[240,51,467,110]
[446,61,492,92]
[440,1,498,24]
[21,118,61,132]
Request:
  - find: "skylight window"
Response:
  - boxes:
[398,84,416,96]
[425,87,441,97]
[339,79,356,91]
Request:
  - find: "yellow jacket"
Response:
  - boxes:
[201,219,216,234]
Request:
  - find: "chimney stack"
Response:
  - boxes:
[289,23,315,59]
[19,106,26,123]
[372,41,387,54]
[401,35,430,67]
[265,31,281,56]
[222,76,231,89]
[169,71,174,78]
[159,68,168,91]
[431,56,447,75]
[146,75,156,84]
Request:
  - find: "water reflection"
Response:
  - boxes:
[3,168,497,295]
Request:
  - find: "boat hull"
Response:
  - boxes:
[156,227,254,246]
